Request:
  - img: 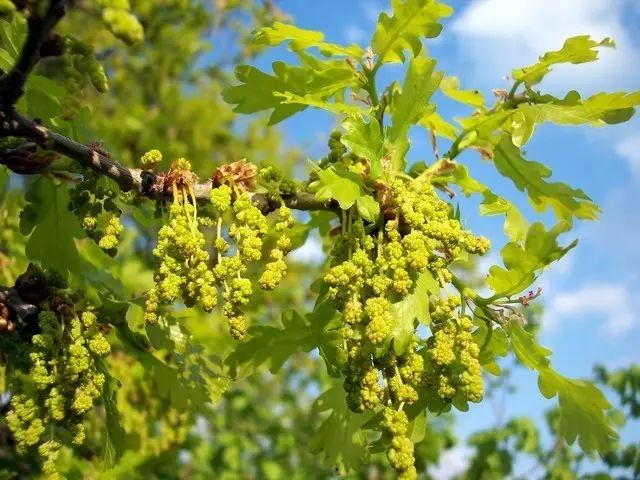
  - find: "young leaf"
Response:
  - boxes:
[20,179,84,275]
[274,91,365,117]
[472,319,509,376]
[390,271,438,354]
[507,322,618,454]
[439,76,484,108]
[493,135,600,223]
[223,54,356,124]
[420,111,459,141]
[226,306,341,377]
[513,36,615,87]
[487,222,576,299]
[356,195,380,223]
[371,0,453,64]
[388,54,442,170]
[452,165,528,242]
[310,385,375,475]
[313,165,364,210]
[519,91,640,126]
[341,115,386,179]
[254,21,363,58]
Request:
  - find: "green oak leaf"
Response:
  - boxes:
[356,195,380,223]
[222,53,356,124]
[439,76,484,108]
[472,319,509,376]
[518,91,640,126]
[254,21,363,58]
[371,0,453,64]
[98,360,128,467]
[313,165,365,210]
[390,271,438,354]
[274,91,365,117]
[225,306,341,377]
[487,222,576,299]
[493,135,600,223]
[388,54,442,171]
[20,178,84,275]
[508,322,618,454]
[420,111,459,141]
[310,385,375,475]
[513,36,615,87]
[341,116,386,179]
[452,165,528,242]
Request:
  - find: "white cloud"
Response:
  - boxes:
[451,0,639,93]
[290,234,325,264]
[428,446,473,480]
[543,283,639,337]
[615,134,640,181]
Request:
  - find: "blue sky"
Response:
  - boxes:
[243,0,639,475]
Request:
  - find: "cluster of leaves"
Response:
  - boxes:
[0,0,639,478]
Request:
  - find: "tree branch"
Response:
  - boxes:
[0,0,334,215]
[0,286,39,320]
[0,0,67,109]
[1,111,335,214]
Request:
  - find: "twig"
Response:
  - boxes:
[0,0,67,109]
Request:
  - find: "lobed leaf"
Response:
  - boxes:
[388,54,442,170]
[452,165,528,242]
[222,53,356,124]
[439,76,484,108]
[390,271,439,354]
[487,222,576,299]
[341,115,386,179]
[508,323,618,454]
[254,21,363,58]
[513,36,615,87]
[310,385,375,474]
[493,135,600,223]
[371,0,453,64]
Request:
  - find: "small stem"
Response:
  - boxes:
[507,80,523,102]
[216,217,223,265]
[363,68,380,107]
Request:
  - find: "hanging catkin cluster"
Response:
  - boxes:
[142,154,295,340]
[323,176,490,479]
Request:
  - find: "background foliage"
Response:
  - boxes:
[0,1,638,479]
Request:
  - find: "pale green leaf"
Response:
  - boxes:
[254,21,363,57]
[314,165,365,210]
[508,322,618,454]
[420,111,459,140]
[439,76,484,108]
[487,222,576,299]
[513,36,615,87]
[518,91,640,126]
[341,115,386,179]
[510,110,536,147]
[310,385,375,474]
[223,53,356,124]
[390,271,438,354]
[452,165,528,242]
[274,91,365,117]
[371,0,453,64]
[388,54,442,171]
[356,195,380,223]
[493,135,600,223]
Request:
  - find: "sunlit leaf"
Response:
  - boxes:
[371,0,453,64]
[508,322,618,454]
[493,135,600,223]
[254,21,363,57]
